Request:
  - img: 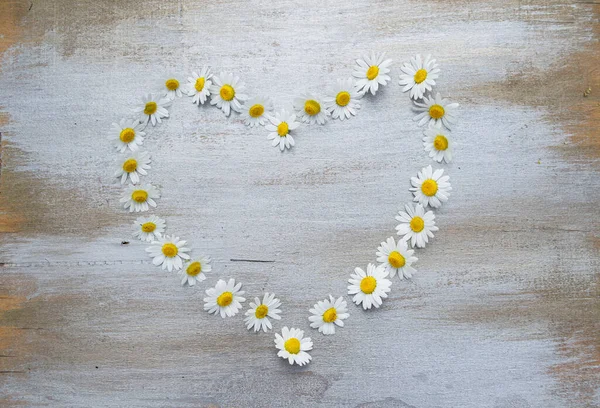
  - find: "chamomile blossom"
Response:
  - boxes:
[395,203,438,248]
[244,292,282,332]
[308,295,349,335]
[120,183,160,212]
[180,256,211,286]
[132,215,165,242]
[423,127,453,163]
[324,78,361,120]
[134,93,171,126]
[110,119,146,152]
[376,236,418,279]
[266,108,301,151]
[413,93,459,129]
[203,278,246,318]
[294,93,329,125]
[114,151,151,184]
[209,72,248,116]
[347,263,392,310]
[398,54,440,100]
[186,66,213,105]
[352,52,392,95]
[410,165,451,208]
[240,96,273,127]
[162,76,183,99]
[274,327,313,366]
[146,235,191,272]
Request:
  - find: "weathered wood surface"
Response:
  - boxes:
[0,0,599,407]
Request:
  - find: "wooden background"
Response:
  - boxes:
[1,0,599,407]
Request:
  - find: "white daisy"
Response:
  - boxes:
[209,72,249,116]
[244,292,282,332]
[274,327,313,366]
[413,93,459,129]
[203,278,246,318]
[308,295,349,335]
[240,96,274,127]
[162,76,183,100]
[132,215,166,242]
[180,256,212,286]
[114,151,151,185]
[145,235,190,272]
[293,93,329,125]
[348,264,392,310]
[119,183,160,212]
[398,54,440,100]
[265,108,301,151]
[110,119,146,153]
[395,203,439,248]
[423,127,453,163]
[410,165,451,208]
[352,52,392,96]
[376,236,418,279]
[324,78,362,120]
[186,66,213,105]
[133,93,171,126]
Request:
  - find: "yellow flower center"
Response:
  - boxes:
[414,69,428,84]
[366,65,379,80]
[141,222,156,233]
[131,190,148,203]
[277,122,289,137]
[119,128,136,143]
[165,78,179,91]
[429,104,445,119]
[322,307,337,323]
[433,135,448,151]
[284,338,300,354]
[410,216,425,232]
[161,243,178,257]
[304,100,321,116]
[122,158,137,173]
[217,291,233,307]
[195,77,206,92]
[249,104,264,118]
[255,304,269,319]
[220,84,235,101]
[388,251,406,268]
[335,91,351,107]
[186,261,202,277]
[360,276,377,294]
[144,102,157,115]
[421,179,438,196]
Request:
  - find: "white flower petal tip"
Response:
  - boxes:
[266,108,301,151]
[274,327,313,366]
[241,96,274,127]
[120,183,160,213]
[410,165,451,208]
[209,72,249,116]
[308,295,349,335]
[244,292,282,332]
[324,78,361,121]
[186,66,213,105]
[395,203,439,249]
[423,127,453,163]
[413,92,459,129]
[179,256,212,287]
[293,93,329,125]
[203,278,246,318]
[352,52,392,96]
[114,151,151,185]
[376,236,418,279]
[132,215,166,242]
[398,54,440,100]
[133,94,171,127]
[347,263,392,310]
[145,235,191,272]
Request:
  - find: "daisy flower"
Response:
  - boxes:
[209,72,248,116]
[146,235,191,272]
[398,54,440,100]
[244,292,282,332]
[410,165,451,208]
[132,215,166,242]
[423,127,453,163]
[274,327,313,366]
[376,236,418,279]
[324,78,362,120]
[134,93,171,126]
[110,119,146,153]
[413,93,459,129]
[186,66,213,105]
[180,256,212,286]
[162,76,183,100]
[395,203,439,248]
[240,96,273,127]
[114,151,151,185]
[119,183,160,212]
[266,108,301,151]
[203,278,246,318]
[293,93,329,125]
[348,263,392,310]
[352,52,392,96]
[308,295,349,335]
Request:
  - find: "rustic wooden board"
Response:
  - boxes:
[1,0,599,407]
